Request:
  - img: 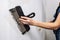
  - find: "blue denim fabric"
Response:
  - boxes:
[53,6,60,40]
[54,28,60,40]
[58,8,60,13]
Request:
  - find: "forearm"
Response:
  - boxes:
[34,21,59,30]
[20,15,60,30]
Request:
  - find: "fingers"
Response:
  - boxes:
[19,16,33,25]
[20,16,30,20]
[19,16,30,22]
[19,18,30,23]
[19,18,30,24]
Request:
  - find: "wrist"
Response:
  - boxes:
[32,20,38,26]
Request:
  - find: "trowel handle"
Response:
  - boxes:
[27,12,35,18]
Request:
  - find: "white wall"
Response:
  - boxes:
[0,0,46,40]
[43,0,60,40]
[1,0,59,40]
[45,0,59,21]
[0,0,9,40]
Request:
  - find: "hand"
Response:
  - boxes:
[19,16,37,26]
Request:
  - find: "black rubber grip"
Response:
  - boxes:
[15,6,30,32]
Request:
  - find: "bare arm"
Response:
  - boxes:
[34,13,60,30]
[19,13,60,30]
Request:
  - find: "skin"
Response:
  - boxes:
[19,13,60,30]
[19,3,60,30]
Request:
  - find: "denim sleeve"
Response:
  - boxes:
[54,7,60,18]
[58,8,60,13]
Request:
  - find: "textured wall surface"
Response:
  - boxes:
[0,0,46,40]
